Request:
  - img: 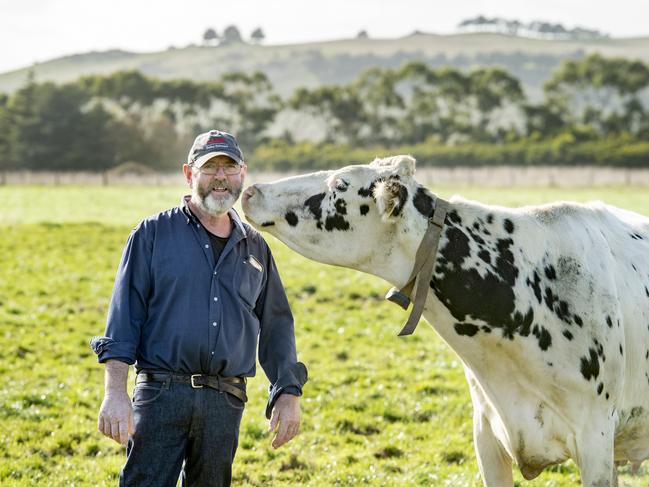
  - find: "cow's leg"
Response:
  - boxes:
[473,413,513,487]
[574,420,615,487]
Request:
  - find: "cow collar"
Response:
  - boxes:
[385,197,450,336]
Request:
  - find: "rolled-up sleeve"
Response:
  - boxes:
[256,244,308,419]
[90,222,153,365]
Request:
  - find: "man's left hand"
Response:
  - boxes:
[268,394,300,448]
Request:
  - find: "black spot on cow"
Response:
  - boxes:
[597,383,604,395]
[494,238,518,286]
[645,286,649,298]
[646,350,649,360]
[544,287,555,310]
[305,193,326,222]
[261,221,275,227]
[573,315,583,327]
[630,233,644,240]
[542,286,574,326]
[503,308,534,339]
[285,211,298,227]
[526,271,542,304]
[334,198,347,215]
[360,204,370,216]
[533,325,552,351]
[486,214,494,224]
[632,264,637,272]
[606,392,610,400]
[606,316,613,328]
[447,210,463,226]
[580,348,600,381]
[467,228,486,245]
[358,177,386,199]
[473,222,480,231]
[544,265,556,280]
[619,344,624,355]
[481,326,491,333]
[325,214,350,232]
[563,330,573,341]
[503,219,514,234]
[439,227,471,268]
[478,249,491,264]
[413,187,434,217]
[454,322,479,337]
[556,300,571,324]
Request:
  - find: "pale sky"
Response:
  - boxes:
[0,0,647,74]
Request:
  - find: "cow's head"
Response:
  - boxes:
[242,155,434,286]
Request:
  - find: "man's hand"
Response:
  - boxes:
[98,393,134,446]
[98,359,132,446]
[268,394,300,449]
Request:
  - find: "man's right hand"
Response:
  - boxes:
[98,393,134,446]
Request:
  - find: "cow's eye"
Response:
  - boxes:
[334,179,349,191]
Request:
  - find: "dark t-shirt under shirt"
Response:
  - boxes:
[188,207,231,263]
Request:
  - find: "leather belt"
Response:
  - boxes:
[136,372,248,403]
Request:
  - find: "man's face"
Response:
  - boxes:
[184,155,247,216]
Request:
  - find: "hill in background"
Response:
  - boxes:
[2,33,649,99]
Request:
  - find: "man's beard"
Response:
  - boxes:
[193,178,243,216]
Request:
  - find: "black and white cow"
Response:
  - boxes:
[241,155,649,486]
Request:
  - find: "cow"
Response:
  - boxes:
[240,155,649,486]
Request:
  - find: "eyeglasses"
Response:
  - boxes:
[193,162,242,176]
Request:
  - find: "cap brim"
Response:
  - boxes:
[193,151,244,167]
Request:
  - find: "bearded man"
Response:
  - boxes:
[91,129,307,486]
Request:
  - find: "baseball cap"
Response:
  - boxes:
[187,129,245,167]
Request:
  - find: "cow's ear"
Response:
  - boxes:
[374,178,409,220]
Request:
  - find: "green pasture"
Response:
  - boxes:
[0,184,648,486]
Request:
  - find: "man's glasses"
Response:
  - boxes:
[193,162,242,176]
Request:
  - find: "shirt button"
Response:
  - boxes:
[213,297,218,302]
[205,244,209,248]
[211,351,215,355]
[212,322,217,327]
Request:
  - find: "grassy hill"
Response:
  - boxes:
[2,33,649,98]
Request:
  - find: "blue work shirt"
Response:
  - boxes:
[91,196,307,417]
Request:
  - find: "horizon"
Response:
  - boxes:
[1,0,648,74]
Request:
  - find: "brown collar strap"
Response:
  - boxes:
[385,198,449,336]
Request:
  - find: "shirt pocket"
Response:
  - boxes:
[237,255,264,309]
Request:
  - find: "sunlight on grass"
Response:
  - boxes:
[0,185,647,485]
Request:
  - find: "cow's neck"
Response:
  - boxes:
[425,195,526,344]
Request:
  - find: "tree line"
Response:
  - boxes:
[1,53,648,172]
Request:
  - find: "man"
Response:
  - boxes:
[91,129,307,486]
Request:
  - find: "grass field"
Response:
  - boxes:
[0,184,648,486]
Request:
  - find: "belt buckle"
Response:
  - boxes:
[190,374,203,389]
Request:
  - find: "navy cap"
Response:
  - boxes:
[187,129,245,167]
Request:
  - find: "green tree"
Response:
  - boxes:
[203,28,219,46]
[250,27,265,44]
[545,54,649,136]
[222,25,243,45]
[289,85,366,144]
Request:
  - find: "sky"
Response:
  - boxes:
[0,0,647,74]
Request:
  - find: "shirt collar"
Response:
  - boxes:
[180,195,247,238]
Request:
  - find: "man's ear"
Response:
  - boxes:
[374,178,409,220]
[183,164,194,188]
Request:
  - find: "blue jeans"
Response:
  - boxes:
[120,376,245,487]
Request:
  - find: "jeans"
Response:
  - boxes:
[120,375,245,487]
